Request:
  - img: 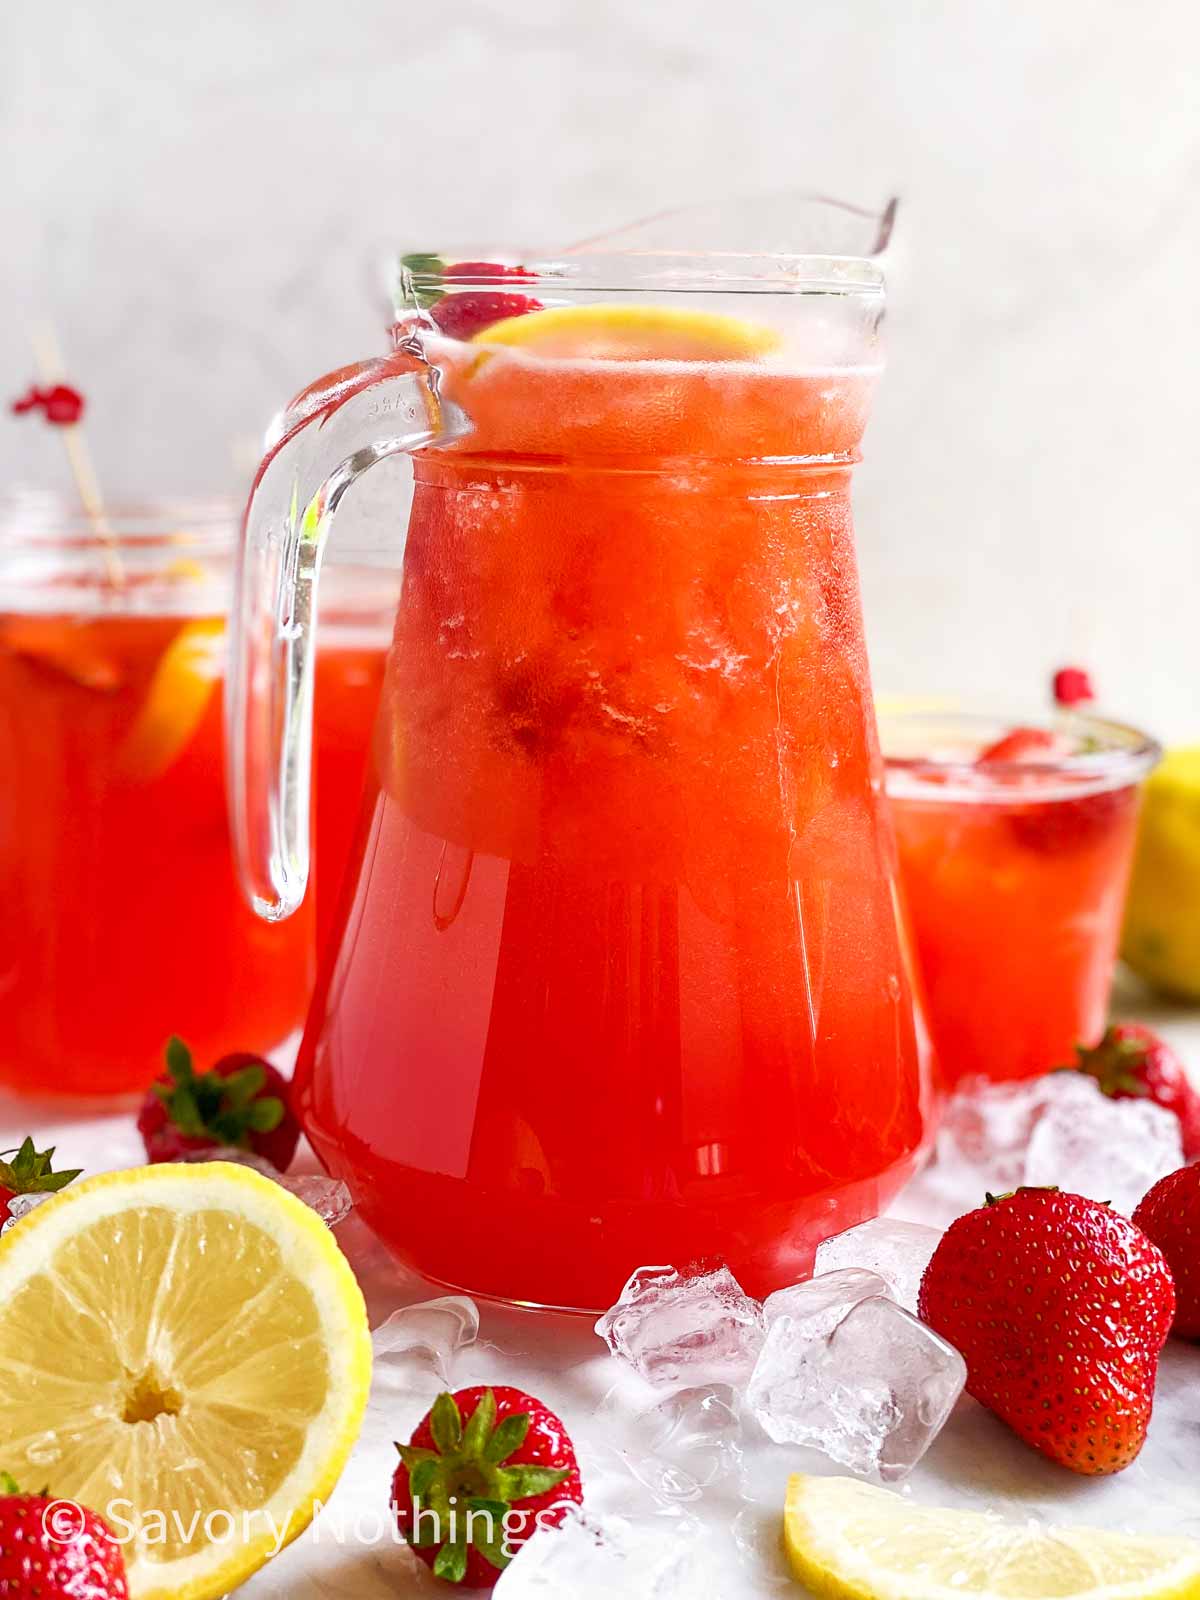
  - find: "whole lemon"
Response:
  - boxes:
[1122,747,1200,1000]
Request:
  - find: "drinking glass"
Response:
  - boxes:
[882,710,1160,1086]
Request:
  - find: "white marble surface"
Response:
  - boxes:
[4,0,1200,740]
[2,975,1198,1596]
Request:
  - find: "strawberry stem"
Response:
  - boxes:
[155,1037,284,1148]
[0,1138,83,1198]
[396,1390,570,1581]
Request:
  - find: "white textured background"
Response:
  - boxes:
[2,0,1197,736]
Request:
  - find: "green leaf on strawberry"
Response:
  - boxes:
[152,1037,285,1149]
[393,1387,576,1584]
[0,1138,83,1202]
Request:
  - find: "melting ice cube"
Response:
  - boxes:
[604,1384,743,1504]
[1023,1078,1183,1214]
[747,1288,965,1480]
[814,1219,942,1313]
[372,1295,480,1385]
[595,1265,765,1388]
[179,1147,354,1227]
[0,1191,55,1235]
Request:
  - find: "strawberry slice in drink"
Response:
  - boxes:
[1008,785,1134,853]
[976,725,1130,853]
[976,726,1063,765]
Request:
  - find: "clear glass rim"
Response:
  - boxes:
[0,491,237,552]
[398,252,887,298]
[880,709,1162,799]
[396,195,897,298]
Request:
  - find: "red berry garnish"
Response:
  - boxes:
[10,382,86,425]
[430,292,544,342]
[1053,666,1096,707]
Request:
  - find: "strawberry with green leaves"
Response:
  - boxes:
[1071,1022,1200,1159]
[0,1138,82,1224]
[0,1471,128,1598]
[392,1386,581,1587]
[919,1187,1175,1475]
[137,1036,299,1171]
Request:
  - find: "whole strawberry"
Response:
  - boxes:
[918,1188,1175,1475]
[0,1472,128,1598]
[392,1386,581,1587]
[0,1139,82,1224]
[1071,1023,1200,1159]
[1134,1165,1200,1340]
[137,1037,299,1171]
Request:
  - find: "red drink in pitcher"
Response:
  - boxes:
[312,567,397,955]
[231,211,934,1309]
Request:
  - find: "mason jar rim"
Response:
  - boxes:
[0,491,237,551]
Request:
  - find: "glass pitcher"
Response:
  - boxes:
[229,197,933,1310]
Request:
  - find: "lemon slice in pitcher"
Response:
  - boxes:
[0,1163,371,1600]
[783,1476,1200,1600]
[475,302,781,360]
[117,617,225,781]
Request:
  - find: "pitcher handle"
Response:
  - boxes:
[227,350,443,921]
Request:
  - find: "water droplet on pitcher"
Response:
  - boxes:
[433,843,475,931]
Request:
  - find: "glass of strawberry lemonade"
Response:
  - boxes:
[229,208,937,1310]
[881,711,1160,1089]
[0,495,391,1096]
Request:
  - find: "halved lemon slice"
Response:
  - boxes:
[474,302,781,360]
[783,1476,1200,1600]
[0,1163,371,1600]
[117,618,225,780]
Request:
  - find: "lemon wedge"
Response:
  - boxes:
[117,618,225,780]
[1122,747,1200,1001]
[0,1163,371,1600]
[783,1476,1200,1600]
[474,302,781,360]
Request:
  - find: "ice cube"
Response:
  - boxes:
[276,1174,354,1227]
[814,1220,942,1313]
[493,1506,705,1597]
[372,1295,480,1384]
[610,1384,742,1504]
[595,1265,765,1388]
[746,1293,965,1481]
[1023,1079,1183,1214]
[936,1071,1098,1192]
[179,1147,354,1227]
[762,1268,889,1330]
[0,1191,55,1236]
[180,1144,280,1176]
